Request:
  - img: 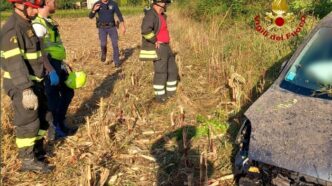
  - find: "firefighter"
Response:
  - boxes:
[89,0,126,67]
[139,0,179,103]
[32,0,75,138]
[0,0,55,173]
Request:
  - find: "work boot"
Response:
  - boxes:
[166,91,176,99]
[54,122,78,140]
[59,121,78,136]
[155,95,168,103]
[47,125,56,141]
[19,147,53,174]
[55,126,67,139]
[33,139,46,161]
[101,46,107,63]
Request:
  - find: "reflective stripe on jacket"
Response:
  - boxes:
[139,8,166,61]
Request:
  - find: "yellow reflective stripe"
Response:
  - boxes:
[166,87,177,91]
[16,137,36,148]
[38,130,47,136]
[248,167,260,173]
[139,54,158,59]
[153,85,165,89]
[155,90,166,95]
[29,75,44,82]
[36,136,43,140]
[1,48,22,59]
[140,50,157,55]
[3,71,11,79]
[23,51,42,60]
[167,81,177,86]
[3,71,44,82]
[143,32,155,39]
[139,50,158,59]
[0,49,42,60]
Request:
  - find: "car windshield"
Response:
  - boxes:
[284,27,332,97]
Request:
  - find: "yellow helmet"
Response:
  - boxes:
[65,71,87,89]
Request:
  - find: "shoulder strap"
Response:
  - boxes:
[32,16,47,27]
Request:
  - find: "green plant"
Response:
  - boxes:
[0,0,12,11]
[56,0,77,9]
[195,115,229,138]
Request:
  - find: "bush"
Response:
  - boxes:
[127,0,143,6]
[1,1,12,11]
[312,0,332,18]
[178,0,332,20]
[56,0,77,9]
[177,0,269,19]
[290,0,332,18]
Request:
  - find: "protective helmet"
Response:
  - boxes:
[24,0,45,8]
[7,0,24,3]
[65,71,87,89]
[8,0,45,8]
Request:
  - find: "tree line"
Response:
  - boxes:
[0,0,148,11]
[177,0,332,19]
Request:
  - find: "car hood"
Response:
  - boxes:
[245,85,332,182]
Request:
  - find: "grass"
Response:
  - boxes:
[0,6,320,186]
[0,6,143,20]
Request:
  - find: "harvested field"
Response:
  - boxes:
[1,8,316,186]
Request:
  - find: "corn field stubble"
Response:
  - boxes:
[1,9,317,186]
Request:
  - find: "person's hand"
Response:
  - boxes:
[93,3,101,12]
[49,70,60,86]
[155,41,162,49]
[121,24,126,35]
[22,88,38,110]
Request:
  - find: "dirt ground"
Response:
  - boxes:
[1,13,235,186]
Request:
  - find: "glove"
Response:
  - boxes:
[49,70,59,86]
[22,89,38,110]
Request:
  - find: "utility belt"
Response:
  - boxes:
[97,21,115,29]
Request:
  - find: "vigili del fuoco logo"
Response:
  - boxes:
[254,0,306,41]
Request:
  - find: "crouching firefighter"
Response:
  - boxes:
[32,0,75,139]
[0,0,55,173]
[139,0,179,103]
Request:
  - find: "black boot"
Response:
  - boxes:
[166,91,176,99]
[155,95,168,103]
[19,147,53,174]
[34,139,46,161]
[101,46,107,62]
[58,121,78,136]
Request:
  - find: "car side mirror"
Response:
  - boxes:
[280,59,289,73]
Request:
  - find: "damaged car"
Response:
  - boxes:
[234,14,332,186]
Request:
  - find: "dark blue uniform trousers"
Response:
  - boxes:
[45,58,74,131]
[98,27,120,65]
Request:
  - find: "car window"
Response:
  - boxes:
[284,28,332,95]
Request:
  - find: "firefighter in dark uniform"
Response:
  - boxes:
[89,0,126,67]
[139,0,179,103]
[0,0,54,173]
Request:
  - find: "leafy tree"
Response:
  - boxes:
[1,0,13,11]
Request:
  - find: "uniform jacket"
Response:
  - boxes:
[139,8,167,61]
[0,13,45,92]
